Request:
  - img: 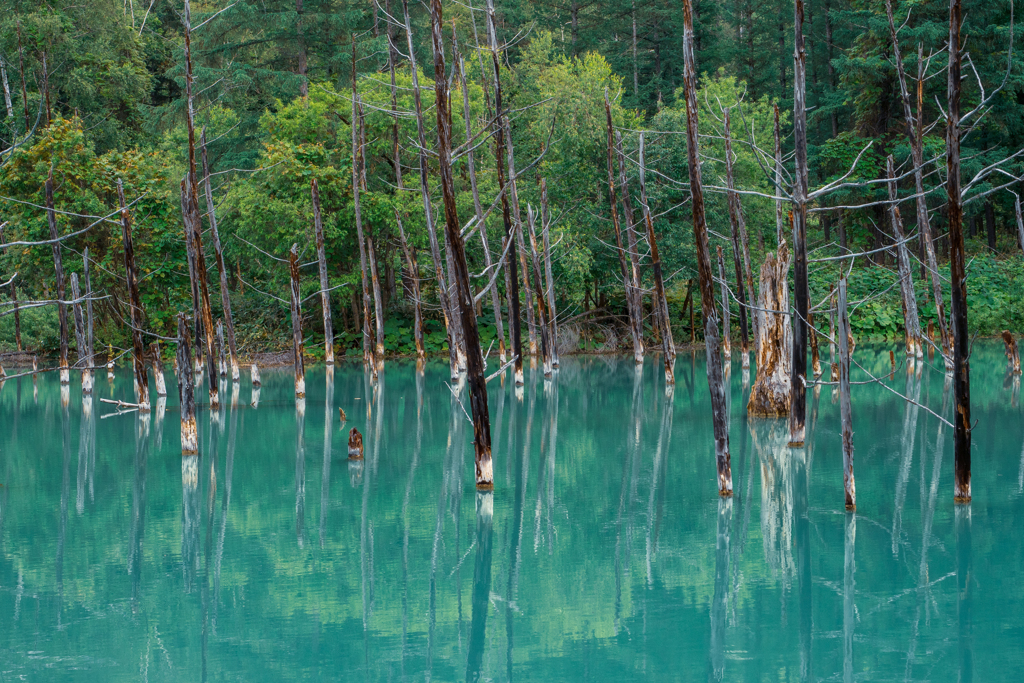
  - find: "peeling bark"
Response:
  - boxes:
[177,314,197,455]
[748,243,792,417]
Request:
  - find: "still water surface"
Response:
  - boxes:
[1,343,1022,681]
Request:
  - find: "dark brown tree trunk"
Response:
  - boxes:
[838,276,855,509]
[177,314,197,454]
[789,0,810,447]
[683,0,731,495]
[485,0,524,384]
[201,131,240,380]
[717,246,732,359]
[45,172,70,385]
[118,179,151,412]
[289,244,306,399]
[723,110,751,366]
[1002,331,1021,374]
[947,0,971,503]
[311,178,335,365]
[430,0,492,488]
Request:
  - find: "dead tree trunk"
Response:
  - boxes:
[789,0,810,447]
[351,65,375,369]
[639,133,676,383]
[455,45,506,364]
[182,0,218,408]
[615,131,645,363]
[386,26,425,361]
[11,284,21,352]
[1003,331,1021,374]
[947,0,971,504]
[748,243,792,416]
[151,342,167,397]
[45,172,70,385]
[526,205,552,376]
[723,110,751,367]
[118,179,151,412]
[289,244,306,399]
[717,246,732,359]
[202,131,240,380]
[430,0,492,489]
[180,179,203,369]
[809,308,821,377]
[774,104,785,247]
[683,0,731,494]
[69,273,92,393]
[216,320,226,377]
[401,7,460,379]
[1014,193,1024,253]
[506,130,537,359]
[84,247,94,374]
[604,89,644,363]
[177,313,197,455]
[485,0,524,384]
[540,178,559,368]
[887,155,923,358]
[838,276,855,509]
[0,55,12,119]
[307,178,335,366]
[368,236,386,370]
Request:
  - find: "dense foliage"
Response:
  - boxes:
[1,0,1022,357]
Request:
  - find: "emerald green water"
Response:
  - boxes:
[1,343,1021,681]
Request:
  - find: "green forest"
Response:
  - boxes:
[1,0,1022,359]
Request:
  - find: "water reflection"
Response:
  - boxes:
[467,491,494,683]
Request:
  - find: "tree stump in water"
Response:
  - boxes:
[151,342,167,396]
[251,363,261,387]
[348,427,364,460]
[748,242,792,417]
[1004,331,1021,374]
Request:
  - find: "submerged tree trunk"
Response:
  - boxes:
[683,0,731,494]
[430,0,492,488]
[838,277,855,509]
[289,244,306,399]
[177,314,197,455]
[45,172,70,385]
[311,178,335,365]
[724,110,751,366]
[789,0,810,447]
[151,342,167,397]
[1003,331,1021,374]
[118,179,151,412]
[485,0,524,384]
[202,131,240,380]
[947,0,971,503]
[748,243,792,417]
[887,156,923,358]
[639,133,676,383]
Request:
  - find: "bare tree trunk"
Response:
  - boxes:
[117,179,150,412]
[615,130,645,363]
[748,243,792,416]
[1014,192,1024,253]
[70,273,92,393]
[789,0,810,447]
[809,308,821,377]
[0,55,12,119]
[540,178,558,368]
[150,342,167,397]
[947,0,971,503]
[774,105,785,247]
[180,179,203,371]
[368,237,386,370]
[177,313,197,454]
[639,133,676,383]
[45,172,70,385]
[401,5,460,379]
[84,247,94,372]
[216,319,226,377]
[838,277,855,509]
[717,246,732,359]
[506,130,537,359]
[724,110,751,366]
[526,206,552,376]
[289,244,306,399]
[454,44,506,364]
[201,131,240,380]
[183,0,219,408]
[350,47,375,370]
[485,0,524,384]
[683,0,731,494]
[310,178,335,365]
[886,155,923,358]
[604,89,644,364]
[430,0,492,488]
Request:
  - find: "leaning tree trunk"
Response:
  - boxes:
[485,0,524,384]
[683,0,731,494]
[604,88,644,363]
[289,244,306,400]
[117,179,150,412]
[177,313,197,455]
[946,0,971,503]
[310,178,335,365]
[723,109,751,367]
[748,243,793,417]
[717,245,732,359]
[401,6,460,379]
[837,276,855,509]
[615,130,645,364]
[430,0,492,489]
[45,171,70,385]
[639,133,676,384]
[789,0,810,447]
[886,155,923,358]
[202,130,240,380]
